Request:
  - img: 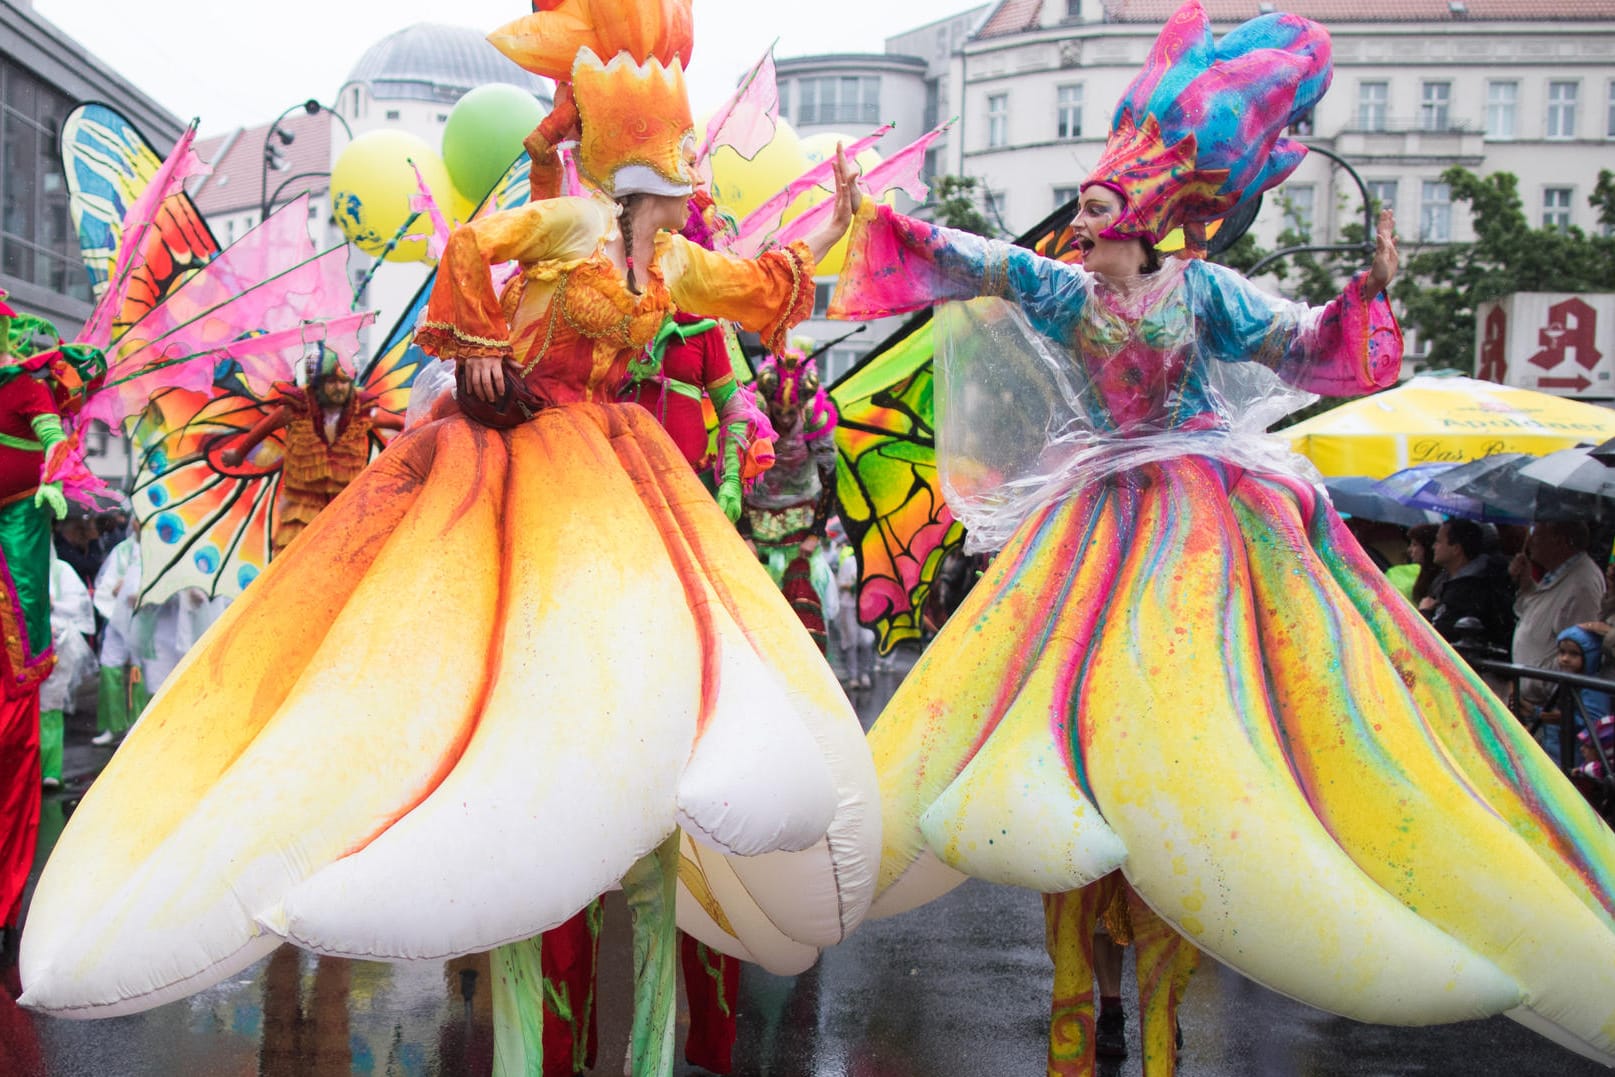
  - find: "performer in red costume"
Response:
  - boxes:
[0,292,102,965]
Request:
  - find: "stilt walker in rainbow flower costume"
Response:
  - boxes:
[20,7,878,1077]
[830,1,1615,1071]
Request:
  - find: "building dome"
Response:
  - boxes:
[345,23,552,105]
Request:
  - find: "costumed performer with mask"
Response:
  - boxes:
[220,344,405,558]
[742,343,839,654]
[830,1,1615,1072]
[19,6,878,1077]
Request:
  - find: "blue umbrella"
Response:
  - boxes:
[1322,476,1442,526]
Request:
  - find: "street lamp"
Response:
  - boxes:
[1248,142,1379,277]
[258,99,355,221]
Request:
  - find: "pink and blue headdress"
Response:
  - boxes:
[1082,0,1332,248]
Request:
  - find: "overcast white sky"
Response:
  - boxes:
[33,0,976,137]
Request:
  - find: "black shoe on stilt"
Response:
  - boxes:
[1095,1008,1127,1059]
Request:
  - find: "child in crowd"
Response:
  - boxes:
[1577,715,1615,781]
[1541,626,1613,765]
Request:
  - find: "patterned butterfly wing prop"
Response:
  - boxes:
[61,104,380,607]
[132,144,543,603]
[61,103,221,331]
[826,197,1100,654]
[129,387,282,600]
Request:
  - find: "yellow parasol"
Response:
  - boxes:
[1281,374,1615,479]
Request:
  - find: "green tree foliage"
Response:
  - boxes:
[926,174,994,236]
[1397,167,1615,370]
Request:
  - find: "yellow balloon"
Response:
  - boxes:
[791,132,885,277]
[705,119,807,227]
[330,130,458,264]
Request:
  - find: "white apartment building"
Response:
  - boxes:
[771,0,1615,375]
[943,0,1615,251]
[775,9,990,381]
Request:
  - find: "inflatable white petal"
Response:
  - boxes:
[676,605,837,857]
[21,422,503,1016]
[273,421,701,958]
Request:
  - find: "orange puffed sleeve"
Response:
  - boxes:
[416,198,613,364]
[661,235,816,356]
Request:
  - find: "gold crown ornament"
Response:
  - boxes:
[489,0,697,199]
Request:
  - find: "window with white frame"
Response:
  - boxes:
[1547,81,1578,140]
[1056,84,1083,140]
[1420,81,1451,132]
[1366,179,1398,216]
[825,347,867,384]
[1066,0,1083,16]
[1357,81,1388,132]
[1420,180,1452,242]
[1486,81,1518,139]
[1284,185,1315,240]
[1607,81,1615,137]
[797,76,881,126]
[813,281,834,317]
[1053,185,1081,210]
[777,80,790,122]
[1543,187,1573,230]
[987,93,1009,148]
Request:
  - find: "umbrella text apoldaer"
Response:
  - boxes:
[1281,374,1615,479]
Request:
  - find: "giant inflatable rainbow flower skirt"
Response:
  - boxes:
[869,454,1615,1061]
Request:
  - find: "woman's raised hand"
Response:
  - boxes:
[1366,208,1399,297]
[803,143,866,267]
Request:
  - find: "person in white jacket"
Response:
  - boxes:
[91,530,141,746]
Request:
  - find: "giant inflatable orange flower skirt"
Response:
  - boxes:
[20,403,878,1017]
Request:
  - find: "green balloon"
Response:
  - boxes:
[442,84,549,203]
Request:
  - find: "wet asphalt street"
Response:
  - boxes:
[4,654,1608,1077]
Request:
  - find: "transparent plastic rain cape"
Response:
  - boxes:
[935,268,1323,553]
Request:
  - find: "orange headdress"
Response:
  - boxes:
[490,0,697,199]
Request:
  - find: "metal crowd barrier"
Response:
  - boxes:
[1453,646,1615,813]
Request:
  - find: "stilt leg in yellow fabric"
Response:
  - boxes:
[1043,885,1103,1077]
[1127,885,1197,1077]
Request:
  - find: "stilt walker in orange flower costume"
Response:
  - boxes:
[221,346,403,557]
[20,6,879,1077]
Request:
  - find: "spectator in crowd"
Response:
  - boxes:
[1575,715,1615,782]
[1394,522,1439,607]
[1511,519,1605,721]
[51,507,103,589]
[1423,518,1513,649]
[1536,625,1613,766]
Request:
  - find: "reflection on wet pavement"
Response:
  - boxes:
[8,657,1611,1075]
